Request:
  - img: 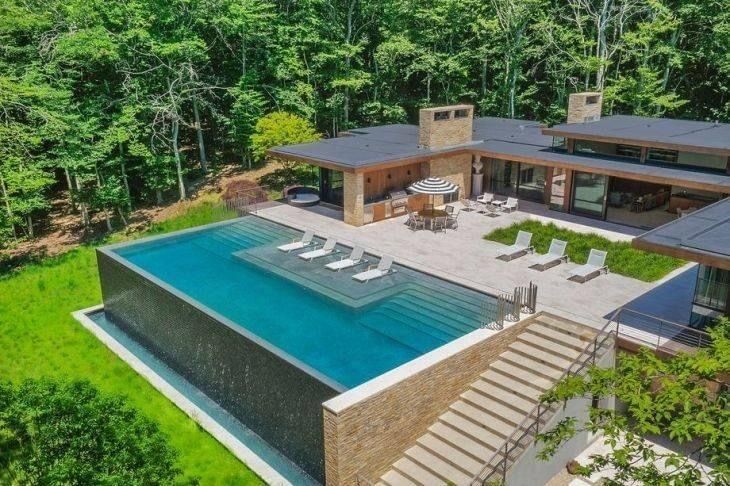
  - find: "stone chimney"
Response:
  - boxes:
[418,105,474,149]
[567,92,603,124]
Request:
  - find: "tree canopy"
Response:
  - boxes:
[0,0,728,242]
[537,318,730,485]
[0,379,181,485]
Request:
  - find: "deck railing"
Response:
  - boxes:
[611,307,711,351]
[469,318,618,485]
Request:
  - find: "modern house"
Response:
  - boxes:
[634,198,730,327]
[269,93,730,229]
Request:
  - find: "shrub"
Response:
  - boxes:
[0,379,181,485]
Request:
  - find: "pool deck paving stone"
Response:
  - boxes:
[255,200,697,331]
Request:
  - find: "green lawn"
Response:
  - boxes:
[484,220,685,282]
[0,202,262,485]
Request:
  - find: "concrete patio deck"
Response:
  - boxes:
[255,200,697,330]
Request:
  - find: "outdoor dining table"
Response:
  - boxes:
[417,208,449,229]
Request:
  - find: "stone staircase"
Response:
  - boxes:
[376,314,598,486]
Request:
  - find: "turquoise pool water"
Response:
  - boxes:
[114,217,494,388]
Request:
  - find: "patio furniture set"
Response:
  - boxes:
[405,204,460,232]
[277,232,395,283]
[496,230,609,283]
[462,193,519,216]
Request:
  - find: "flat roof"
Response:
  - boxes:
[268,115,730,191]
[473,139,730,193]
[633,198,730,270]
[544,115,730,155]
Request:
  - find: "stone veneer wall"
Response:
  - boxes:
[428,153,473,204]
[567,92,603,124]
[343,171,364,226]
[322,316,537,486]
[419,105,474,148]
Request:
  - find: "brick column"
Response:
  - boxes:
[343,172,365,226]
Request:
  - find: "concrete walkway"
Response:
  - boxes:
[255,201,696,329]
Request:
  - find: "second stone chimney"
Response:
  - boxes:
[567,92,603,124]
[418,105,474,149]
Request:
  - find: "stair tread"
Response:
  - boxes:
[450,401,515,437]
[380,469,417,486]
[429,422,494,461]
[527,323,592,351]
[417,434,482,476]
[439,411,503,449]
[508,342,574,370]
[481,368,547,398]
[405,445,472,485]
[486,362,554,391]
[518,331,584,360]
[500,351,565,380]
[393,457,444,485]
[470,379,537,413]
[460,390,526,425]
[534,315,597,341]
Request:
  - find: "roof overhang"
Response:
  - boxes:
[541,128,730,158]
[632,198,730,270]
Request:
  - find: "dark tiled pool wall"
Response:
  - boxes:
[97,249,337,482]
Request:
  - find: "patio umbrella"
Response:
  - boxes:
[407,177,458,206]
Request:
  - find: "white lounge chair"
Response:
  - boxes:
[353,255,395,282]
[569,249,608,282]
[325,246,366,271]
[502,197,519,213]
[298,238,338,261]
[477,193,494,205]
[530,239,568,270]
[277,230,315,253]
[496,230,534,261]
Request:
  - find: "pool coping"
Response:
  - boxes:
[73,304,310,486]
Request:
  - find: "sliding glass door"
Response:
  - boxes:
[571,171,607,218]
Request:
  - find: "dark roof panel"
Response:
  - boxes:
[634,199,730,269]
[546,115,730,152]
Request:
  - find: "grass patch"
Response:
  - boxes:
[484,220,685,282]
[0,202,261,484]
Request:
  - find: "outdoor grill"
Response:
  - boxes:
[389,190,409,214]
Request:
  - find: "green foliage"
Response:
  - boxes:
[0,379,180,485]
[250,112,321,162]
[484,221,685,281]
[0,203,261,484]
[537,319,730,484]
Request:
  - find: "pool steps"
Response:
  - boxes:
[377,315,600,486]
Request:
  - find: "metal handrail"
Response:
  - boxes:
[470,319,618,485]
[612,307,711,350]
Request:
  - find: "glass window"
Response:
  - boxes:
[434,111,451,121]
[572,171,607,217]
[487,160,518,196]
[552,137,567,151]
[454,109,470,119]
[517,164,547,202]
[318,168,344,206]
[616,144,641,159]
[549,168,568,210]
[647,148,678,164]
[694,265,730,312]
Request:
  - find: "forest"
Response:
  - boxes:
[1,0,728,244]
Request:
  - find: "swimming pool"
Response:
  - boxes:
[97,215,497,481]
[113,216,494,388]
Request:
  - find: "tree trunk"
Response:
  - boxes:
[156,189,163,205]
[64,167,77,211]
[193,97,208,173]
[117,207,128,227]
[0,174,17,239]
[74,175,91,231]
[26,214,33,238]
[172,119,186,200]
[119,142,132,210]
